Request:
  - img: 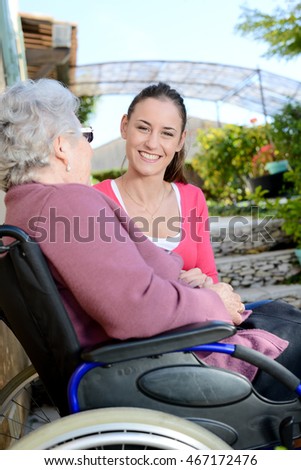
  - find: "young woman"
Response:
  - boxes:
[94,82,217,287]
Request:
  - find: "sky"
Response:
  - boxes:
[17,0,301,148]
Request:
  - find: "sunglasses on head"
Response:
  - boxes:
[81,127,94,143]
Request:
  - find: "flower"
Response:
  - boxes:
[251,143,275,177]
[250,117,258,124]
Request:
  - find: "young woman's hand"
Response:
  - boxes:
[179,268,214,288]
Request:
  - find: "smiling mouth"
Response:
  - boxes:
[140,151,161,161]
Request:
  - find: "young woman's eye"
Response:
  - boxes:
[138,125,149,132]
[163,131,175,137]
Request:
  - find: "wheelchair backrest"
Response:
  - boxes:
[0,224,81,414]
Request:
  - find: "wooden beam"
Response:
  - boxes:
[26,48,70,66]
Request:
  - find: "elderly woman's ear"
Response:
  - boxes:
[53,135,70,170]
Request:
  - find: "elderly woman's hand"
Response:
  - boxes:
[179,268,214,288]
[207,282,245,325]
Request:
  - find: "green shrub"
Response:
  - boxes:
[270,102,301,194]
[92,168,126,184]
[269,196,301,248]
[191,123,272,203]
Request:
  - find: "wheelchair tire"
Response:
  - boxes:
[10,407,231,450]
[0,364,38,412]
[0,364,59,449]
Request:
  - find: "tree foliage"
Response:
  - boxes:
[270,101,301,193]
[235,1,301,59]
[191,124,271,203]
[77,95,100,125]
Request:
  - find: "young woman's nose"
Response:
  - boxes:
[145,131,160,149]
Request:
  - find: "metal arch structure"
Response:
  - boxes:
[69,60,301,119]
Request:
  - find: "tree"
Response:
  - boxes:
[270,101,301,193]
[191,123,272,203]
[78,95,100,125]
[235,1,301,59]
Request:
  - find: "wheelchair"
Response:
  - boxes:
[0,224,301,450]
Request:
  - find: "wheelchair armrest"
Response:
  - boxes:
[81,320,236,364]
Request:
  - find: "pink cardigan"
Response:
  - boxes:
[94,180,218,282]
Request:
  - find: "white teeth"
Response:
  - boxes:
[140,152,160,160]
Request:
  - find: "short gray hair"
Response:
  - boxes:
[0,78,80,191]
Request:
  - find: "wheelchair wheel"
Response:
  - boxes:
[0,364,60,449]
[10,407,231,450]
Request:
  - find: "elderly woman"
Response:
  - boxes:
[0,78,300,401]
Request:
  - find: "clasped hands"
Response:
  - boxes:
[180,268,245,325]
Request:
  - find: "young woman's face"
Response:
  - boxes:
[121,97,186,178]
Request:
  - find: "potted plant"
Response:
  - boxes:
[265,159,289,175]
[247,143,291,197]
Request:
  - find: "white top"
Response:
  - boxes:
[111,180,181,250]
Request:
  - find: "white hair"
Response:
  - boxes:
[0,78,80,191]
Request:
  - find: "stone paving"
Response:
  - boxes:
[237,284,301,309]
